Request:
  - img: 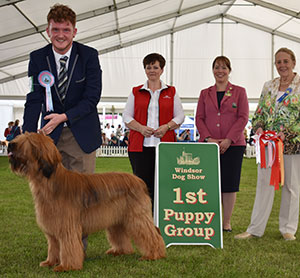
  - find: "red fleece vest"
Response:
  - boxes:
[128,85,176,152]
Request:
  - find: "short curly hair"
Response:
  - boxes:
[47,4,76,27]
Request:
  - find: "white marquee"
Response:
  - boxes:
[0,0,300,139]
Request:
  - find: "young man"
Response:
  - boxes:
[23,4,102,174]
[22,4,102,250]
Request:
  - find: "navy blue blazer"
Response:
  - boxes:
[23,41,102,153]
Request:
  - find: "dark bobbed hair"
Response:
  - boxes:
[212,56,232,72]
[143,53,166,69]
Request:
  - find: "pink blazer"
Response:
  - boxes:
[196,82,249,146]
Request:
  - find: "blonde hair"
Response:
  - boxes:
[275,47,296,63]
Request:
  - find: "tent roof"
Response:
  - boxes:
[1,0,300,99]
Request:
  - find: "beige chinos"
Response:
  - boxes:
[247,152,300,237]
[57,127,96,174]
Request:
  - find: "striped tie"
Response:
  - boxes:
[58,56,68,102]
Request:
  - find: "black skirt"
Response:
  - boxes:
[220,146,245,193]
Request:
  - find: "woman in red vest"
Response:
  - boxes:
[123,53,185,208]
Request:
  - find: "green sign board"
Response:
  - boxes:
[154,142,223,249]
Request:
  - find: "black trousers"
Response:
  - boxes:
[128,147,156,206]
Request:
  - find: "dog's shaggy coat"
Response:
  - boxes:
[8,132,165,271]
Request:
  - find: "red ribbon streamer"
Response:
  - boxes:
[259,131,284,190]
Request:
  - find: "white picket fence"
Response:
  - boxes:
[96,145,128,157]
[0,144,129,157]
[98,145,257,158]
[244,145,256,158]
[0,144,7,156]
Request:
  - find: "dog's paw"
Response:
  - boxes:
[53,265,67,272]
[53,264,82,272]
[139,256,153,261]
[106,248,122,256]
[40,260,57,267]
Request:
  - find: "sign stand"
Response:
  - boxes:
[154,142,223,249]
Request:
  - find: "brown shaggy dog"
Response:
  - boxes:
[7,132,165,272]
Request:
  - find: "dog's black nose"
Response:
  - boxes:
[7,142,16,154]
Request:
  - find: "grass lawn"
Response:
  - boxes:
[0,156,299,278]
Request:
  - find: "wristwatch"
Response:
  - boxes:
[204,137,210,142]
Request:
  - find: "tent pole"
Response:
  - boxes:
[221,15,224,55]
[271,34,274,80]
[103,106,106,127]
[170,32,174,86]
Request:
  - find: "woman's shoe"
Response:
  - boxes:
[282,233,296,241]
[234,232,253,239]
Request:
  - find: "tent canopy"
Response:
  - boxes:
[1,0,300,106]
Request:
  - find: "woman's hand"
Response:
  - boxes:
[125,120,155,137]
[256,127,264,135]
[206,137,220,144]
[139,125,155,137]
[219,138,232,154]
[277,131,285,141]
[153,124,168,138]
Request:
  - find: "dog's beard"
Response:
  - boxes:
[9,155,28,175]
[8,142,28,175]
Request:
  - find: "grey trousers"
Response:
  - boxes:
[247,154,300,237]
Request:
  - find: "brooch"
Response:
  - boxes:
[225,87,232,97]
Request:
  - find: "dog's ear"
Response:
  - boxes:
[39,159,55,178]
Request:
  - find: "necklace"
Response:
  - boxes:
[280,74,295,86]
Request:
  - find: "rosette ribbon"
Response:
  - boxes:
[38,71,54,112]
[255,130,284,190]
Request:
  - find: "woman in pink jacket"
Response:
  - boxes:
[196,56,249,232]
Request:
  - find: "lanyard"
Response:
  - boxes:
[277,87,292,103]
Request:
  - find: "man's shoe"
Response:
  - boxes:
[282,233,296,241]
[234,232,253,239]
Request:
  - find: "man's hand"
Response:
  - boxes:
[42,113,67,135]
